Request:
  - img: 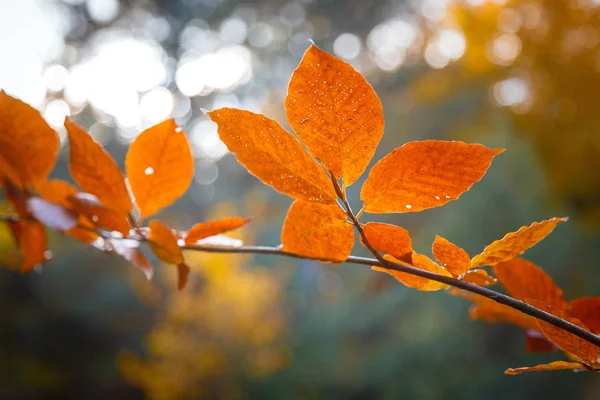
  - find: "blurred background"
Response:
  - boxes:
[1,0,600,398]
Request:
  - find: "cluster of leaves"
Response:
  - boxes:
[1,45,599,375]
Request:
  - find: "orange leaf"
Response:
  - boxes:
[125,119,194,219]
[65,118,132,215]
[0,91,59,187]
[505,361,587,375]
[470,217,568,267]
[463,269,497,287]
[148,220,189,290]
[361,141,503,213]
[285,44,384,186]
[35,179,78,209]
[68,193,131,237]
[177,263,190,291]
[432,235,470,276]
[26,197,78,231]
[570,297,600,334]
[67,220,100,244]
[281,200,353,262]
[372,253,451,291]
[493,258,568,310]
[525,329,556,354]
[527,298,600,365]
[185,217,250,245]
[208,108,336,203]
[13,221,48,273]
[361,222,412,259]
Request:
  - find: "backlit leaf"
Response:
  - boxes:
[26,197,78,231]
[65,118,132,215]
[471,217,568,267]
[0,92,59,187]
[463,269,497,286]
[527,298,600,365]
[209,108,336,203]
[14,221,47,273]
[432,235,470,276]
[525,329,556,354]
[372,253,451,291]
[184,217,250,245]
[570,297,600,334]
[68,193,131,236]
[493,258,568,310]
[148,220,189,289]
[35,179,78,209]
[361,222,412,259]
[361,141,503,213]
[505,361,587,375]
[285,44,384,186]
[125,119,194,219]
[281,200,353,262]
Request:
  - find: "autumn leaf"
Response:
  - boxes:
[285,44,384,186]
[12,221,48,273]
[184,217,250,245]
[470,217,568,267]
[65,118,132,215]
[432,235,470,276]
[462,269,497,286]
[527,298,600,365]
[361,222,412,259]
[525,329,556,354]
[148,220,189,290]
[570,297,600,334]
[208,108,336,203]
[125,119,194,219]
[505,361,588,375]
[26,197,78,231]
[373,253,451,291]
[361,141,503,213]
[68,193,131,236]
[493,258,568,310]
[0,91,59,187]
[35,179,78,209]
[281,200,353,262]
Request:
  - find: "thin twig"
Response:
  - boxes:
[1,215,599,348]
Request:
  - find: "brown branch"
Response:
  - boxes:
[1,214,599,348]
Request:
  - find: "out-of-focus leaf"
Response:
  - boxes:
[68,193,131,236]
[285,44,384,186]
[148,220,188,290]
[372,253,451,291]
[35,179,78,208]
[525,329,556,354]
[361,222,412,259]
[0,91,59,187]
[125,119,194,219]
[65,118,132,215]
[432,235,470,276]
[471,218,568,267]
[26,197,78,231]
[505,361,587,375]
[570,297,600,334]
[462,269,497,287]
[281,200,353,262]
[361,141,503,213]
[493,257,568,310]
[108,239,153,280]
[184,217,250,245]
[15,221,47,273]
[209,108,336,203]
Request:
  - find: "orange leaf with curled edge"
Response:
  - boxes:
[526,298,600,365]
[470,217,568,268]
[184,217,251,245]
[281,200,354,262]
[462,269,497,287]
[449,288,537,330]
[125,119,194,220]
[0,91,59,187]
[372,253,451,291]
[148,220,189,290]
[432,235,470,276]
[285,44,384,186]
[361,222,412,259]
[505,361,589,375]
[361,141,503,214]
[35,179,78,209]
[208,108,336,204]
[65,118,132,215]
[68,193,131,237]
[570,297,600,334]
[493,258,568,311]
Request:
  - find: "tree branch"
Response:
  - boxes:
[1,214,599,348]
